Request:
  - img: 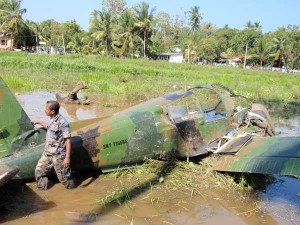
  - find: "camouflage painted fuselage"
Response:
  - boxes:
[1,76,299,183]
[0,81,235,179]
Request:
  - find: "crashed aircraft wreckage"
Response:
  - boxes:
[0,76,299,188]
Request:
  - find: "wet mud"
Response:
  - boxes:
[1,92,299,225]
[0,177,279,225]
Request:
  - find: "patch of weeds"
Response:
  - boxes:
[106,169,125,179]
[97,156,276,208]
[97,185,130,206]
[118,74,131,83]
[233,173,275,190]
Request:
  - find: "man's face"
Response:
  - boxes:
[44,104,54,117]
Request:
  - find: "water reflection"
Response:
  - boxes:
[260,176,300,225]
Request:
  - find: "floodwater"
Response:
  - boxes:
[1,92,300,225]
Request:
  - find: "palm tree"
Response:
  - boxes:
[90,9,113,55]
[245,21,262,31]
[285,39,300,69]
[27,21,48,48]
[273,36,287,68]
[201,21,216,35]
[134,2,155,58]
[0,0,26,48]
[253,22,262,30]
[188,6,202,34]
[244,20,252,29]
[251,37,272,67]
[113,10,142,56]
[67,32,88,54]
[186,31,203,63]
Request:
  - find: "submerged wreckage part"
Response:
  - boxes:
[0,76,300,187]
[56,82,90,105]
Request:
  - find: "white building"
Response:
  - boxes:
[156,53,184,63]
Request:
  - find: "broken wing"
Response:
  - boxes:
[213,136,300,176]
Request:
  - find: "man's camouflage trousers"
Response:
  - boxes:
[35,152,75,190]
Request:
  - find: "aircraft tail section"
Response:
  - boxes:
[213,136,300,176]
[0,76,34,158]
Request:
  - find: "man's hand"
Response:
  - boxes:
[31,120,48,129]
[31,120,39,125]
[63,156,70,168]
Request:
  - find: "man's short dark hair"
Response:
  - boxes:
[46,100,60,114]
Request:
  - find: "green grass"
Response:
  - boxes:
[0,51,299,108]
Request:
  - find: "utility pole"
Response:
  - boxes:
[62,34,65,55]
[243,42,248,69]
[35,34,38,51]
[10,32,13,50]
[188,45,190,64]
[143,32,146,58]
[57,36,60,54]
[92,39,95,53]
[4,32,7,50]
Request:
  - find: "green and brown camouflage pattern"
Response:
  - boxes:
[214,136,300,176]
[0,77,299,185]
[0,76,34,157]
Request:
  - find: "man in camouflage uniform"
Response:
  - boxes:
[32,100,75,190]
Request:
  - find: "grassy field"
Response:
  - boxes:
[1,51,299,114]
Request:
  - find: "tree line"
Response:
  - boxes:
[1,0,299,68]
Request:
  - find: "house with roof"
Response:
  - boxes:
[155,53,184,63]
[218,53,243,67]
[0,33,13,50]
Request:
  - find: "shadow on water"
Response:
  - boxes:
[0,180,55,223]
[74,170,102,188]
[65,158,178,223]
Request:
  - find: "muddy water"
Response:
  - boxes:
[16,91,127,123]
[1,92,300,225]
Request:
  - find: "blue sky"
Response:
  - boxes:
[22,0,300,33]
